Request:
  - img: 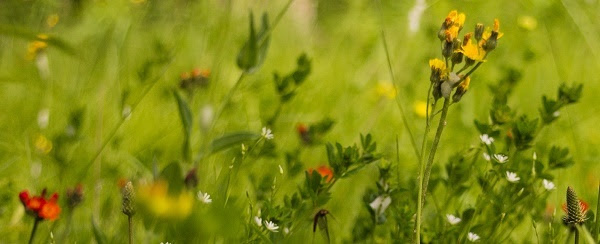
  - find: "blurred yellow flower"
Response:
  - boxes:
[376,81,396,99]
[414,101,429,118]
[26,34,49,61]
[46,15,59,28]
[481,20,504,43]
[34,134,52,154]
[518,16,537,31]
[138,180,193,219]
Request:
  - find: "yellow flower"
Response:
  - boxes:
[455,13,466,30]
[429,58,446,72]
[34,134,52,154]
[46,15,59,28]
[26,34,49,61]
[414,101,429,118]
[138,181,194,219]
[376,81,397,99]
[460,34,486,62]
[480,19,503,52]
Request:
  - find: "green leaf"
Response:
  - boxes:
[91,216,108,244]
[548,146,574,169]
[210,131,260,153]
[174,91,193,162]
[558,83,583,104]
[236,12,258,72]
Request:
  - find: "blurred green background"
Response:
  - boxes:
[0,0,599,242]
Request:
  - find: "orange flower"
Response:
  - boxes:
[308,166,334,183]
[19,189,61,221]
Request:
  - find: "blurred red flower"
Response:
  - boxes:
[19,189,61,221]
[308,166,334,183]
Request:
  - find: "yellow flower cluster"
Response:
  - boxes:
[428,10,502,102]
[137,180,193,219]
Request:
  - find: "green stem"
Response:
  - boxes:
[28,218,40,244]
[575,228,579,244]
[421,98,451,207]
[415,84,434,243]
[128,215,133,244]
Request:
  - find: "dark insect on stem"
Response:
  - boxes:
[313,209,336,243]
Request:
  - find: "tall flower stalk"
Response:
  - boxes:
[414,10,503,243]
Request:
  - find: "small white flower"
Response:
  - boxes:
[493,154,508,164]
[542,179,555,190]
[264,220,279,232]
[482,153,491,161]
[254,216,263,227]
[262,127,274,140]
[446,214,462,225]
[283,227,290,234]
[553,111,560,117]
[480,134,494,145]
[506,171,520,183]
[197,191,212,204]
[467,232,480,242]
[369,195,392,214]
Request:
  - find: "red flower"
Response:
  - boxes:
[308,166,334,183]
[19,189,61,221]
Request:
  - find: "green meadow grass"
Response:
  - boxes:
[0,0,599,243]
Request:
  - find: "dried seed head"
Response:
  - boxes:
[122,181,136,217]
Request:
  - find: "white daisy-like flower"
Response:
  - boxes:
[264,220,279,232]
[446,214,462,225]
[369,195,392,214]
[197,191,212,204]
[262,127,274,140]
[493,154,508,164]
[480,134,494,145]
[467,232,480,242]
[506,171,520,183]
[542,179,555,190]
[482,153,491,161]
[254,216,263,227]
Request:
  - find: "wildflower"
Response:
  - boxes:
[66,184,84,209]
[184,168,198,189]
[479,134,494,145]
[506,171,520,183]
[308,166,334,183]
[414,101,428,118]
[261,127,274,140]
[376,81,397,99]
[446,214,462,225]
[482,153,491,161]
[26,35,49,61]
[264,220,279,232]
[474,23,484,41]
[369,195,392,214]
[481,19,503,52]
[562,186,589,226]
[467,232,480,242]
[284,227,290,234]
[460,34,486,62]
[542,179,555,191]
[452,76,470,102]
[254,216,263,227]
[552,111,560,117]
[138,181,193,219]
[19,189,61,221]
[197,190,212,204]
[429,58,446,83]
[34,134,52,154]
[493,154,508,163]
